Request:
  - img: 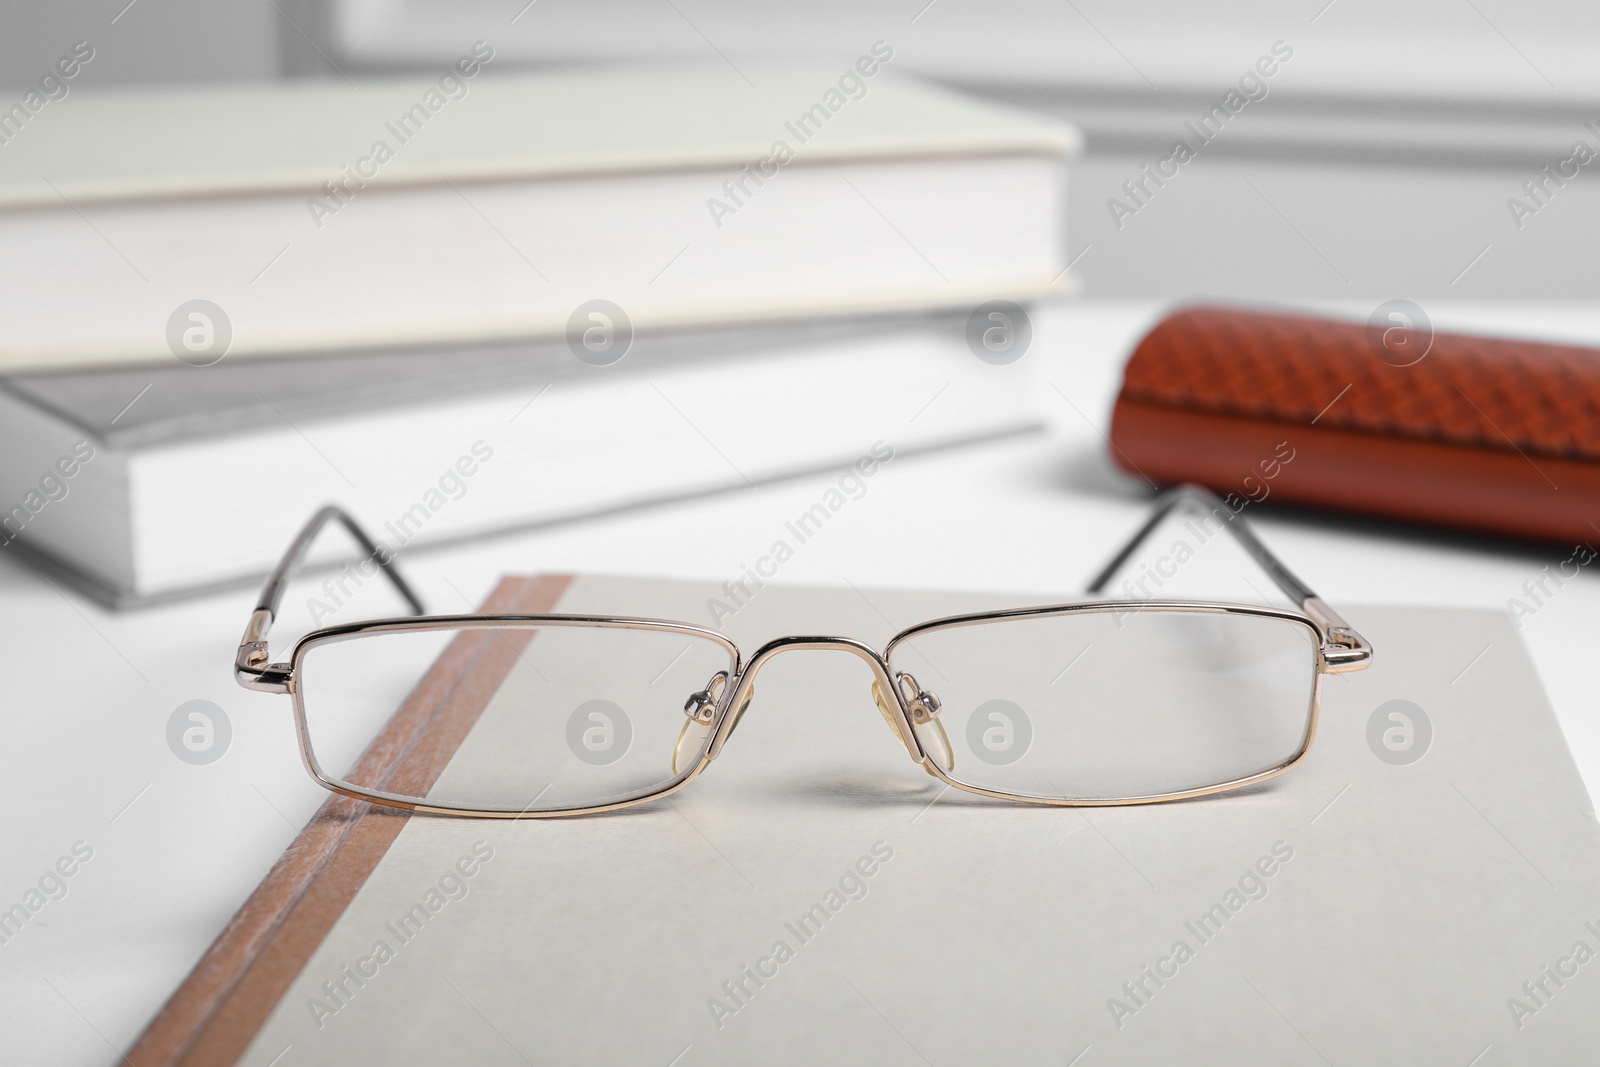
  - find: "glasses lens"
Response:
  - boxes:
[887,608,1319,801]
[295,623,736,813]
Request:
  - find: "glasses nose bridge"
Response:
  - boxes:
[706,635,918,760]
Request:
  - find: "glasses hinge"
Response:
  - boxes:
[235,655,294,693]
[1304,596,1373,673]
[235,608,294,693]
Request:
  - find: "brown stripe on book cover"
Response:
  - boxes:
[1107,305,1600,545]
[127,574,573,1067]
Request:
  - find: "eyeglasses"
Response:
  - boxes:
[234,485,1371,817]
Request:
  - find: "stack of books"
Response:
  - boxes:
[0,57,1080,605]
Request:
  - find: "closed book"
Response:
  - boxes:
[126,572,1600,1065]
[0,312,1042,606]
[0,62,1079,372]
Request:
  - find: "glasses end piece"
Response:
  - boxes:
[235,607,294,693]
[1304,596,1373,673]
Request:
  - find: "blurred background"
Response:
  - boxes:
[8,0,1600,298]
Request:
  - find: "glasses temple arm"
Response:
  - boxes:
[236,505,425,692]
[1086,484,1371,671]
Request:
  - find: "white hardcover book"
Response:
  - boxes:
[0,62,1079,372]
[0,312,1044,605]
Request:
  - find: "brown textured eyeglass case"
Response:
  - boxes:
[1106,305,1600,546]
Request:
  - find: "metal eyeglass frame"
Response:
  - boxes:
[234,485,1373,818]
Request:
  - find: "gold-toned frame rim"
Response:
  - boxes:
[886,599,1327,806]
[286,614,741,819]
[279,598,1327,818]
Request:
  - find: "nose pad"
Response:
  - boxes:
[871,681,916,757]
[873,672,953,773]
[673,671,754,775]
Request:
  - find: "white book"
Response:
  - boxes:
[0,312,1045,605]
[0,61,1079,371]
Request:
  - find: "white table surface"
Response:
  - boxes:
[3,299,1597,1065]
